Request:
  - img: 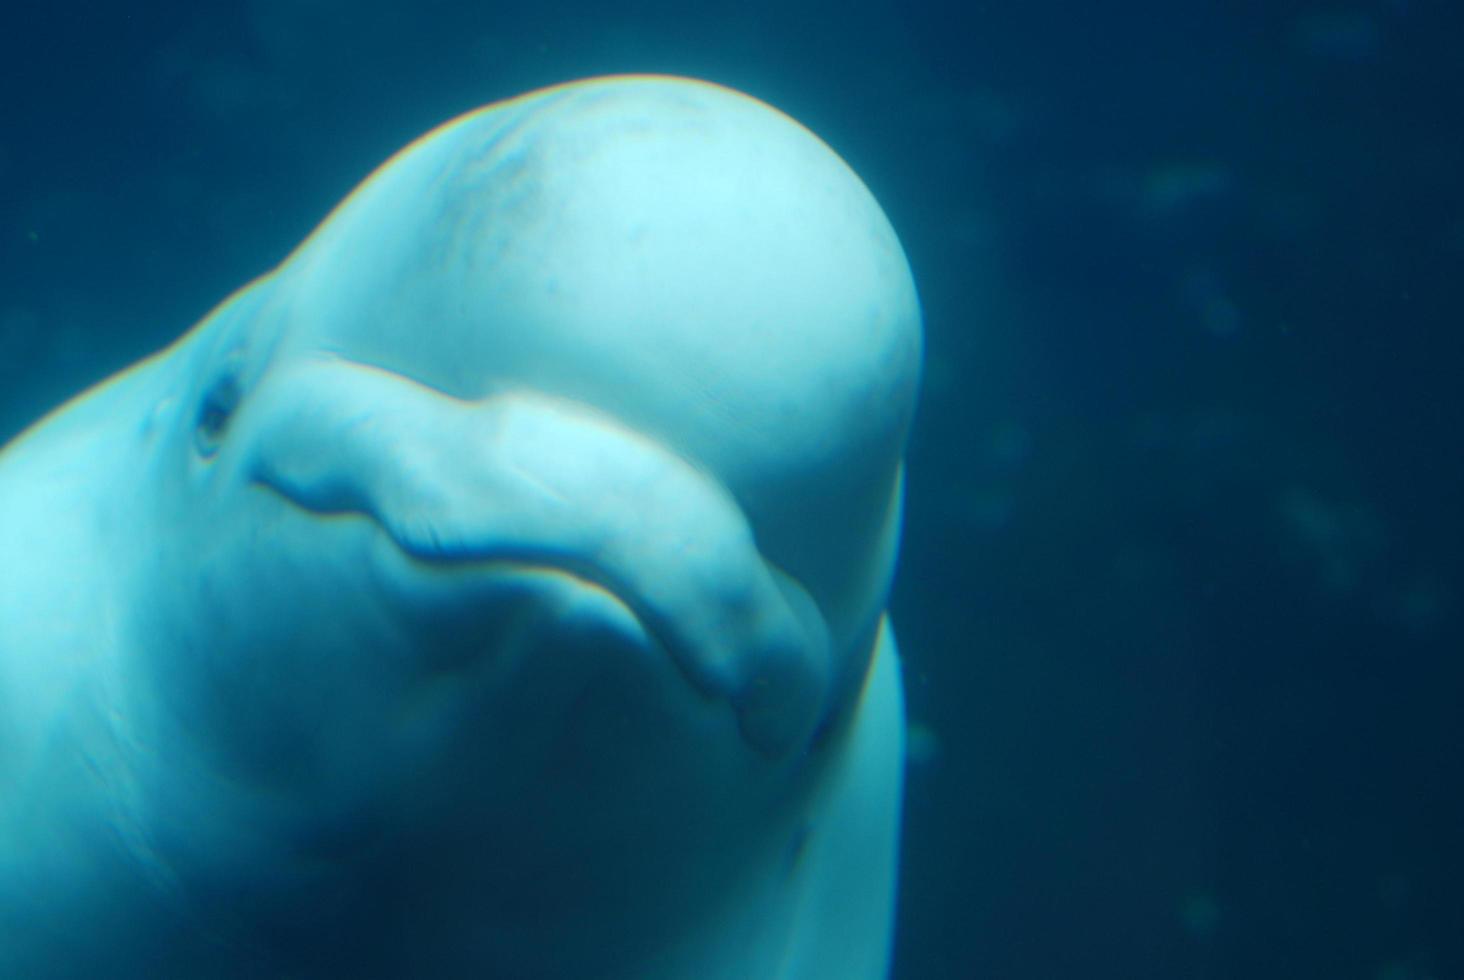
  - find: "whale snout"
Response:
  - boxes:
[239,357,831,756]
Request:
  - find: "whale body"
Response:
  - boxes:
[0,76,921,978]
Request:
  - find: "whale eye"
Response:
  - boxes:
[195,372,242,457]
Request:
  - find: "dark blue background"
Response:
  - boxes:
[3,2,1460,977]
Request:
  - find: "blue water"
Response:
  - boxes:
[2,2,1460,977]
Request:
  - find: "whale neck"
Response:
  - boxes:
[0,352,166,808]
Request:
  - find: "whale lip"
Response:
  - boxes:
[383,530,830,759]
[252,471,828,758]
[238,358,829,757]
[386,534,697,664]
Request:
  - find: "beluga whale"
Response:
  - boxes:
[0,75,922,978]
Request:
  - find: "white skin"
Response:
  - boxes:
[0,76,920,978]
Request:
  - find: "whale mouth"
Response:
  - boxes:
[259,475,831,758]
[375,536,830,751]
[239,358,831,756]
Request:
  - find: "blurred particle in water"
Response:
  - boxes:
[1141,162,1233,217]
[986,419,1033,473]
[1097,160,1234,225]
[1294,10,1382,63]
[1177,266,1242,340]
[1385,575,1452,638]
[905,721,943,770]
[1179,890,1221,940]
[1277,485,1386,596]
[1376,959,1437,980]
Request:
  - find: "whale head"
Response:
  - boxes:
[115,76,919,970]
